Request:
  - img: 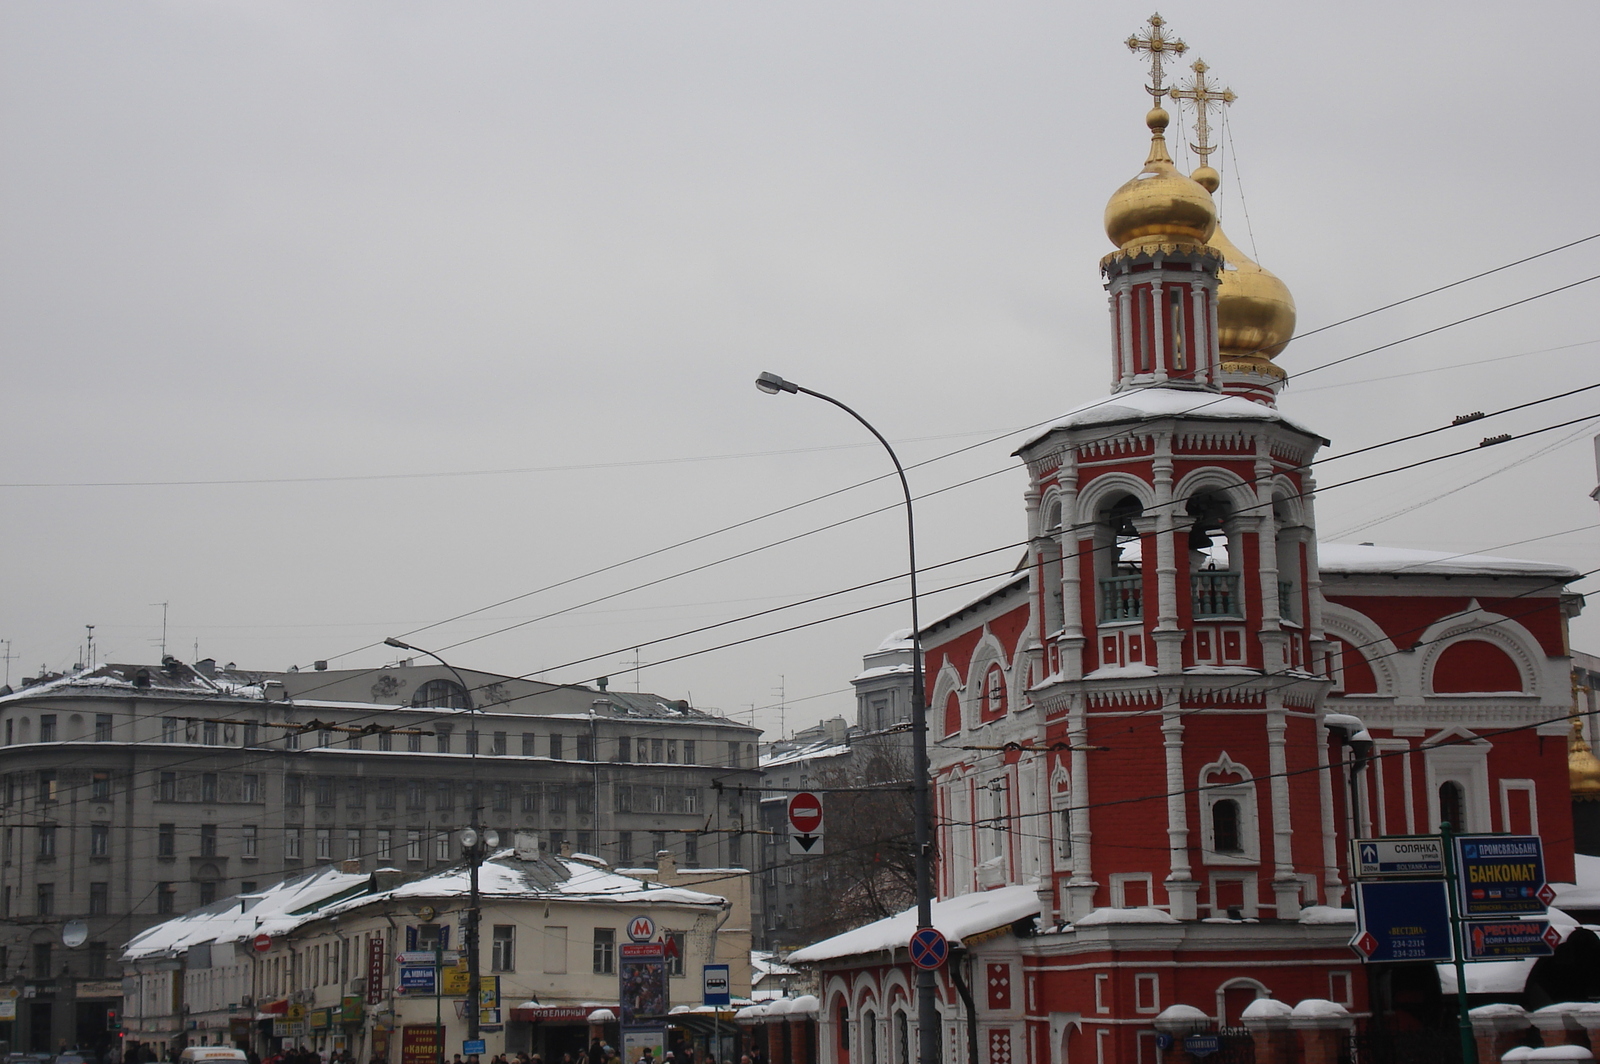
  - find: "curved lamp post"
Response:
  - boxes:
[384,637,486,1054]
[753,371,937,1064]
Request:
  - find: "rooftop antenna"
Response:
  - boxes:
[84,625,95,670]
[0,641,14,686]
[150,602,169,658]
[772,675,787,740]
[621,648,642,693]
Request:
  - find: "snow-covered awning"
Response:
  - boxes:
[788,884,1040,963]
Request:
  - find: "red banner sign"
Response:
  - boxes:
[401,1025,440,1064]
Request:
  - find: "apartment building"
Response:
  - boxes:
[0,656,760,1054]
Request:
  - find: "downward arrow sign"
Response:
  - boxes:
[792,834,821,852]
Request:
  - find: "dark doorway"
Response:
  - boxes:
[28,1002,52,1052]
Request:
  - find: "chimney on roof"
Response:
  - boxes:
[559,839,573,859]
[656,849,677,880]
[195,658,216,678]
[597,676,608,691]
[314,661,329,672]
[134,669,152,690]
[513,832,541,860]
[371,867,407,892]
[340,859,362,874]
[263,681,288,702]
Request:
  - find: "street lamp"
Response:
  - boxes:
[752,371,938,1064]
[384,638,487,1052]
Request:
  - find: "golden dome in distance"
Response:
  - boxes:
[1572,715,1600,799]
[1104,106,1218,252]
[1192,167,1297,363]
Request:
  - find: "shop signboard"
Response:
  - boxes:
[622,1029,664,1064]
[310,1007,332,1031]
[402,1025,442,1064]
[1454,835,1551,918]
[400,967,437,994]
[441,963,471,996]
[367,938,386,1004]
[619,942,667,1025]
[340,996,364,1024]
[1463,919,1561,959]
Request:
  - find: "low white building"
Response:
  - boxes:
[122,839,752,1064]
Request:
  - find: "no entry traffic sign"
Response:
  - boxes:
[788,791,825,855]
[908,927,948,970]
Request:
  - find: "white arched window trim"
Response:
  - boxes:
[1198,752,1260,866]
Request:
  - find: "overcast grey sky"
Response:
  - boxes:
[3,1,1597,737]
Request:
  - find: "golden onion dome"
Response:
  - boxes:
[1104,107,1217,252]
[1191,166,1297,364]
[1571,718,1600,799]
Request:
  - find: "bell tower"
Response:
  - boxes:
[1021,18,1335,923]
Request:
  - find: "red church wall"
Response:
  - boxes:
[1323,595,1471,652]
[1480,596,1567,655]
[1085,711,1173,903]
[1331,637,1378,694]
[1286,715,1329,895]
[1430,639,1523,693]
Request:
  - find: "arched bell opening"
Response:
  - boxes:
[1094,494,1145,624]
[1185,491,1242,621]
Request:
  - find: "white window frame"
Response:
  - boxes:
[1134,973,1159,1014]
[1499,779,1538,835]
[1109,872,1154,909]
[1198,754,1260,866]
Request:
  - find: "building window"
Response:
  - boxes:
[522,732,537,756]
[729,833,742,866]
[157,882,175,913]
[346,780,364,809]
[318,729,333,748]
[576,736,593,762]
[521,785,539,814]
[550,734,564,760]
[200,824,217,857]
[242,774,259,803]
[407,830,423,862]
[652,739,664,762]
[548,784,566,815]
[88,942,107,979]
[37,825,55,858]
[684,834,699,867]
[377,778,396,809]
[346,829,362,861]
[684,740,696,765]
[285,774,304,806]
[201,773,218,804]
[667,739,678,763]
[378,730,392,752]
[38,770,57,803]
[36,883,53,916]
[727,741,740,768]
[90,770,111,801]
[39,715,56,743]
[436,727,452,754]
[1211,800,1242,854]
[316,828,332,860]
[243,722,259,747]
[286,830,301,860]
[592,928,615,974]
[88,882,108,915]
[1439,781,1467,832]
[666,932,685,976]
[158,823,175,857]
[315,777,334,807]
[241,824,259,858]
[493,783,509,812]
[615,785,633,813]
[434,833,450,861]
[683,788,700,814]
[576,787,594,815]
[94,715,113,742]
[33,942,51,976]
[284,728,298,750]
[618,832,633,866]
[413,680,469,709]
[162,718,179,744]
[377,830,392,863]
[407,732,422,753]
[652,831,667,856]
[436,781,453,811]
[407,780,425,810]
[617,736,631,762]
[649,788,666,813]
[203,721,219,745]
[492,925,515,971]
[491,732,507,756]
[199,881,217,905]
[465,730,479,756]
[90,823,109,857]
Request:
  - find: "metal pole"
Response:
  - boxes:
[435,943,444,1064]
[753,373,937,1064]
[385,640,482,1054]
[1440,822,1477,1064]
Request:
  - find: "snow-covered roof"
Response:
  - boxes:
[751,950,799,979]
[1550,854,1600,910]
[124,866,371,960]
[874,630,915,653]
[1317,543,1581,580]
[788,884,1040,963]
[1018,386,1321,452]
[125,852,726,962]
[761,740,852,771]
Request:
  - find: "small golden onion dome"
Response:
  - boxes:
[1104,107,1217,252]
[1571,718,1600,799]
[1194,167,1297,364]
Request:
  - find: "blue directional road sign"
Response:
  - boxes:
[1455,835,1551,918]
[1352,879,1453,963]
[908,927,949,970]
[1463,919,1560,960]
[463,1042,486,1057]
[1354,836,1444,878]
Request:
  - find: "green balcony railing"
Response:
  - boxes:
[1192,572,1242,618]
[1099,575,1144,622]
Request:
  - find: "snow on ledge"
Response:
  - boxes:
[1074,906,1179,925]
[1298,905,1357,925]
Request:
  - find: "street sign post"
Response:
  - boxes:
[702,964,731,1007]
[1353,836,1445,878]
[1454,835,1548,918]
[1351,880,1453,963]
[788,791,825,855]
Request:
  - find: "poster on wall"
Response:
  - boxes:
[401,1025,442,1064]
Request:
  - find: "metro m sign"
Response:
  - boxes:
[788,791,824,855]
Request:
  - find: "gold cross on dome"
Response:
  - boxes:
[1126,13,1187,105]
[1169,58,1236,163]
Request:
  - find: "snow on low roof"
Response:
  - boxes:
[1018,386,1321,452]
[374,852,726,908]
[761,740,852,771]
[1317,542,1580,580]
[1551,854,1600,910]
[788,884,1040,963]
[124,866,371,959]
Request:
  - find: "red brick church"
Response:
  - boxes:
[783,15,1588,1064]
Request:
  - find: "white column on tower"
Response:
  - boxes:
[1162,705,1198,919]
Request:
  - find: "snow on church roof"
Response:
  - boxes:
[787,884,1040,963]
[1317,542,1581,580]
[1018,386,1322,451]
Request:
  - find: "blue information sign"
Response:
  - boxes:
[1463,919,1560,959]
[1352,879,1453,963]
[463,1042,486,1057]
[1455,835,1549,918]
[399,966,437,993]
[1183,1034,1220,1059]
